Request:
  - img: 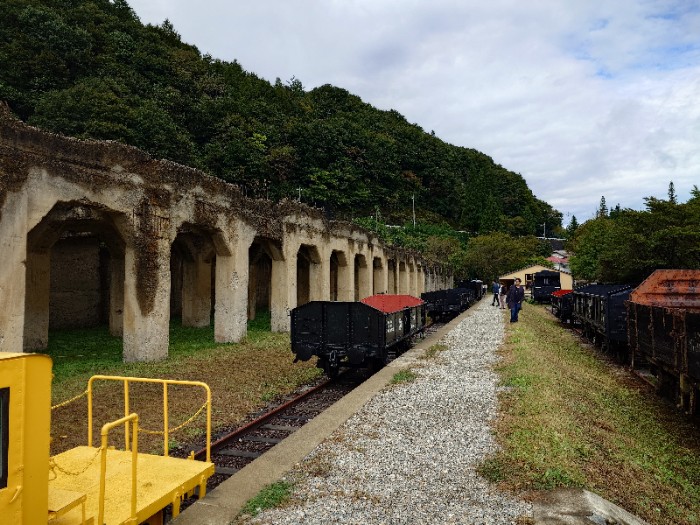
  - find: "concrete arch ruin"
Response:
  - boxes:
[0,106,453,361]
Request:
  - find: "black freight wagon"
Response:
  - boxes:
[551,289,573,323]
[421,287,473,321]
[291,294,426,377]
[456,279,485,301]
[627,269,700,414]
[532,270,561,303]
[572,283,633,352]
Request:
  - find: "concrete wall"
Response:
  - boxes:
[0,106,453,361]
[49,236,108,329]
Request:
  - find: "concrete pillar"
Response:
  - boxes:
[182,255,212,327]
[373,257,386,295]
[0,194,29,353]
[399,261,410,295]
[387,260,396,294]
[355,255,371,300]
[310,247,327,301]
[23,250,50,350]
[122,240,171,362]
[109,256,125,337]
[273,239,302,332]
[214,227,254,343]
[270,256,289,332]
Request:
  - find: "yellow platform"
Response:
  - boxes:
[49,446,215,525]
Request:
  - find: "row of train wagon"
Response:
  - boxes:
[550,269,700,415]
[290,280,484,378]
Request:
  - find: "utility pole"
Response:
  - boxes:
[297,188,301,201]
[542,222,546,239]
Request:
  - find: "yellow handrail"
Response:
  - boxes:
[98,413,139,525]
[87,375,212,462]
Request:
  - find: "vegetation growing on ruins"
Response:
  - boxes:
[0,0,561,241]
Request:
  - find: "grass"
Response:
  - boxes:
[239,481,293,518]
[48,311,323,455]
[421,343,448,359]
[390,368,417,384]
[481,304,700,525]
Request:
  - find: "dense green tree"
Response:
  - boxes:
[597,196,608,218]
[569,188,700,283]
[565,215,579,238]
[454,233,549,282]
[668,181,677,204]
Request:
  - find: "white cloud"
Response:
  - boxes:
[127,0,700,225]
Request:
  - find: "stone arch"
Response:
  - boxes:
[170,225,218,328]
[297,244,321,306]
[24,201,128,351]
[248,237,283,322]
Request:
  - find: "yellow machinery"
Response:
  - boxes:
[0,352,215,525]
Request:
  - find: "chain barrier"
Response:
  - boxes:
[51,389,89,411]
[48,446,102,480]
[139,401,208,435]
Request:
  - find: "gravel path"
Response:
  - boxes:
[243,299,532,524]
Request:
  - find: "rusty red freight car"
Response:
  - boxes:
[627,269,700,414]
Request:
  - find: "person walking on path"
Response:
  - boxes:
[491,280,500,306]
[506,278,525,322]
[499,283,508,309]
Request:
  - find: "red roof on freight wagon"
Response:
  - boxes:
[629,269,700,310]
[361,294,424,313]
[551,289,572,297]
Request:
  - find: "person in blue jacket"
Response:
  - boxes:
[491,280,500,306]
[506,278,525,322]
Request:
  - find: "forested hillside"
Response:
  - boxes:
[0,0,560,239]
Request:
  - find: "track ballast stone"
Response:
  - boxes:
[245,299,532,524]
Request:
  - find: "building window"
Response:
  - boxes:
[0,387,8,489]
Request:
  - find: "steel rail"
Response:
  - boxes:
[193,375,340,460]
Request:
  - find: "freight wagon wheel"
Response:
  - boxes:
[319,358,340,379]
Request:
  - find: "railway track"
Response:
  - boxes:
[170,369,369,501]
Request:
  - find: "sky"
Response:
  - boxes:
[126,0,700,227]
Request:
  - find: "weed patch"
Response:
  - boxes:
[391,369,417,384]
[421,343,448,359]
[240,481,293,517]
